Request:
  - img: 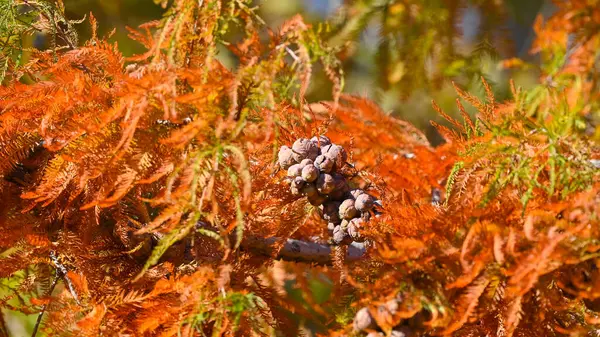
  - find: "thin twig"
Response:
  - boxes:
[49,251,80,305]
[0,309,9,337]
[31,276,59,337]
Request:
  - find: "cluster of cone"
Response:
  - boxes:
[278,135,381,245]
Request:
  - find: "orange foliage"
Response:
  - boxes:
[0,1,599,337]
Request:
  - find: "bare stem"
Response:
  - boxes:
[0,309,9,337]
[194,221,366,264]
[49,251,80,305]
[31,276,59,337]
[240,235,366,265]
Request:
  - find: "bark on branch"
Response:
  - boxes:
[193,221,367,265]
[240,235,366,265]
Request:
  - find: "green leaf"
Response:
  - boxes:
[134,213,199,281]
[308,274,333,305]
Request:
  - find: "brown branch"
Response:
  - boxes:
[32,251,83,337]
[31,276,59,337]
[148,222,368,265]
[240,235,366,265]
[49,251,80,305]
[193,221,366,264]
[0,309,8,337]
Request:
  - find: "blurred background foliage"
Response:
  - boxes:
[54,0,550,144]
[5,0,552,144]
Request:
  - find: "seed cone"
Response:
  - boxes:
[339,199,357,220]
[301,165,319,182]
[332,225,351,245]
[353,307,377,332]
[316,173,335,194]
[278,146,295,169]
[314,155,334,173]
[287,164,302,177]
[321,143,347,169]
[347,218,364,241]
[292,138,319,162]
[355,193,375,212]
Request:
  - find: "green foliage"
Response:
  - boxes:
[0,0,87,82]
[187,290,267,335]
[445,161,464,206]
